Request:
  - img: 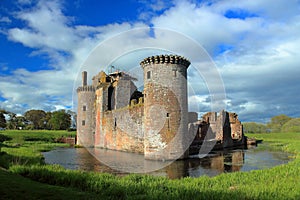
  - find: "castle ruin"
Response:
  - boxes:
[77,55,245,160]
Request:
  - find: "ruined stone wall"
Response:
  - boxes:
[114,77,137,109]
[95,103,144,153]
[94,86,108,147]
[201,112,218,140]
[141,55,190,160]
[229,112,244,140]
[94,71,142,151]
[196,111,244,148]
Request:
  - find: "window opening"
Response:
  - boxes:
[166,113,170,130]
[108,86,114,110]
[173,70,177,77]
[147,71,151,79]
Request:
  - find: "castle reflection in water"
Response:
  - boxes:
[69,148,245,179]
[43,144,292,179]
[155,150,244,179]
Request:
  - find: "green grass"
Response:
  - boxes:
[0,169,100,200]
[247,132,300,154]
[1,131,300,199]
[0,130,75,168]
[1,130,75,144]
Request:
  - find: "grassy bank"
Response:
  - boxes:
[0,130,75,168]
[0,168,98,200]
[0,131,300,199]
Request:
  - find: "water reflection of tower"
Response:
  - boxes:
[231,150,245,171]
[165,160,189,179]
[75,148,120,174]
[190,150,245,174]
[222,150,245,172]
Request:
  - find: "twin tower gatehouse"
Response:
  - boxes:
[77,55,246,161]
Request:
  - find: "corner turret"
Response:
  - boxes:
[77,71,95,147]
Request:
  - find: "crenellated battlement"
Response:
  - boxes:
[77,85,95,92]
[140,55,190,68]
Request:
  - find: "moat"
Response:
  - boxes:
[43,143,293,179]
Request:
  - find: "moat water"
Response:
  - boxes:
[43,143,293,179]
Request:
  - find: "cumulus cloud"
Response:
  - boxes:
[0,0,300,123]
[1,0,139,114]
[148,0,300,122]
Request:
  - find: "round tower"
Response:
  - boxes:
[77,71,95,147]
[140,55,191,160]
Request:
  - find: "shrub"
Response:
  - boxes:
[0,134,11,142]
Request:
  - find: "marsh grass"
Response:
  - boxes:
[1,130,300,199]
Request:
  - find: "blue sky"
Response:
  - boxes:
[0,0,300,123]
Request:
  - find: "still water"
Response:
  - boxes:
[43,143,293,179]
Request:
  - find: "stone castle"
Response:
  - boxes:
[77,55,245,160]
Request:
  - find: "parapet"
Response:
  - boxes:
[140,55,191,68]
[77,85,95,92]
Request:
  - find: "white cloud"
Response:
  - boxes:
[148,0,300,122]
[0,17,11,23]
[17,0,32,5]
[8,1,79,51]
[1,0,300,123]
[1,0,147,114]
[138,0,174,21]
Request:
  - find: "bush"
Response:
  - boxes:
[0,134,12,143]
[281,118,300,133]
[242,122,267,133]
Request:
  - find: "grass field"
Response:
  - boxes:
[0,130,299,199]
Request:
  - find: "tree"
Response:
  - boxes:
[5,111,21,130]
[0,110,26,130]
[11,116,26,130]
[48,110,71,130]
[243,122,268,133]
[24,110,47,129]
[267,114,292,133]
[6,112,16,129]
[0,112,6,128]
[281,118,300,133]
[43,112,52,130]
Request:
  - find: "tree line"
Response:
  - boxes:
[0,109,76,130]
[243,114,300,133]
